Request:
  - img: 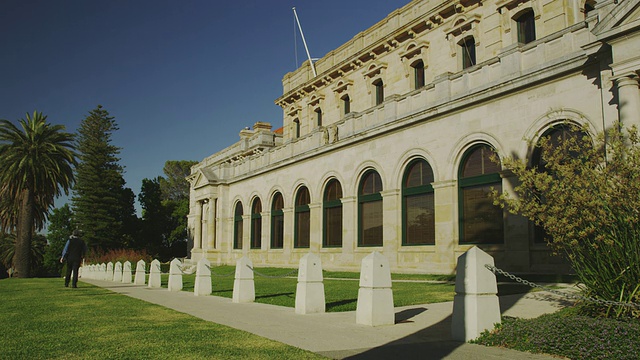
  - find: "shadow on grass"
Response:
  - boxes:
[326,298,357,311]
[256,292,294,300]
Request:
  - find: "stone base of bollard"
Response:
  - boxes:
[295,282,325,314]
[356,288,394,326]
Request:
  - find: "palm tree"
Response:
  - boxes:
[0,111,76,277]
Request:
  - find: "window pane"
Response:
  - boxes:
[296,187,310,206]
[405,193,435,245]
[405,160,434,188]
[296,211,310,248]
[234,219,243,249]
[462,146,500,177]
[360,172,382,195]
[272,214,284,248]
[360,200,383,246]
[324,206,343,247]
[251,216,261,249]
[461,184,503,244]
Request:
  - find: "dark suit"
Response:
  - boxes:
[62,236,87,287]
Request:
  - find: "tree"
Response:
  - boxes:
[494,122,640,318]
[0,111,76,277]
[160,160,197,253]
[139,177,167,257]
[72,106,138,250]
[43,204,74,276]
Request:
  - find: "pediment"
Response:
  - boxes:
[592,0,640,37]
[189,168,218,189]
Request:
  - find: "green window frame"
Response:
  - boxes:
[458,145,504,245]
[250,198,262,249]
[294,186,310,248]
[358,170,383,247]
[233,202,243,249]
[402,159,435,245]
[271,192,284,249]
[323,179,343,247]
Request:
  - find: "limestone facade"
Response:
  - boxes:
[187,0,640,274]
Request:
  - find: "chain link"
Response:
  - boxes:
[485,264,640,309]
[246,265,299,278]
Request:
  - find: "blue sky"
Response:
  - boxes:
[1,0,405,211]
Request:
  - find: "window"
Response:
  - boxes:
[402,159,435,245]
[531,125,589,244]
[459,36,476,69]
[516,9,536,44]
[293,119,300,138]
[459,145,503,244]
[359,170,383,246]
[233,202,243,249]
[373,79,384,105]
[250,198,262,249]
[271,192,284,249]
[323,179,343,247]
[412,60,425,90]
[315,108,322,127]
[294,186,311,248]
[342,95,351,115]
[584,1,595,17]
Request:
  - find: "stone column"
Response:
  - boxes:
[283,208,294,254]
[616,73,640,128]
[309,203,322,252]
[381,189,400,267]
[207,198,216,250]
[432,180,457,272]
[194,201,203,249]
[341,196,357,255]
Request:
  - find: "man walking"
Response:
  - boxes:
[60,229,87,288]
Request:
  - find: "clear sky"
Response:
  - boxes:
[1,0,406,211]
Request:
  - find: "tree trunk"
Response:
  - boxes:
[13,188,34,278]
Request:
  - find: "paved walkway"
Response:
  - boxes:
[81,279,571,359]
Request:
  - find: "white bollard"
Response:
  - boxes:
[134,260,146,285]
[451,246,501,342]
[232,256,255,303]
[106,262,114,282]
[122,261,132,283]
[194,258,212,296]
[295,253,325,314]
[113,262,123,282]
[168,258,183,291]
[356,251,394,326]
[101,263,107,280]
[148,259,162,288]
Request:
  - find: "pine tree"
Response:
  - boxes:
[72,105,137,250]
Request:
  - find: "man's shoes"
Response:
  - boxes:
[72,285,77,288]
[64,284,69,287]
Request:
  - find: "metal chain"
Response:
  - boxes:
[205,264,235,277]
[485,264,640,309]
[246,265,298,278]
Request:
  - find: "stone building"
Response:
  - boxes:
[187,0,640,274]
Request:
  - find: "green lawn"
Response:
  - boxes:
[0,278,326,360]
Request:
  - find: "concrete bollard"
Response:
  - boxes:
[113,262,123,282]
[194,258,212,296]
[106,262,114,282]
[232,256,255,303]
[168,258,183,291]
[451,246,501,342]
[295,253,325,314]
[101,263,107,280]
[148,259,162,288]
[356,251,394,326]
[122,261,132,283]
[134,260,146,285]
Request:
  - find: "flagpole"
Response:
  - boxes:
[292,7,317,77]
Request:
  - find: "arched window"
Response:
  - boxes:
[459,145,503,244]
[459,36,476,69]
[412,60,425,90]
[323,179,343,247]
[233,202,243,249]
[402,159,435,245]
[250,198,262,249]
[373,79,384,105]
[295,186,311,248]
[531,125,589,244]
[515,9,536,44]
[359,170,383,246]
[293,119,300,138]
[341,94,351,115]
[271,192,284,249]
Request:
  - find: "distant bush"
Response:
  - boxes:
[86,248,152,265]
[472,309,640,359]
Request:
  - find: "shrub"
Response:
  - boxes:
[472,309,640,359]
[494,122,640,318]
[86,248,152,265]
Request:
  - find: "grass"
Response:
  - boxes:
[0,278,326,360]
[472,308,640,360]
